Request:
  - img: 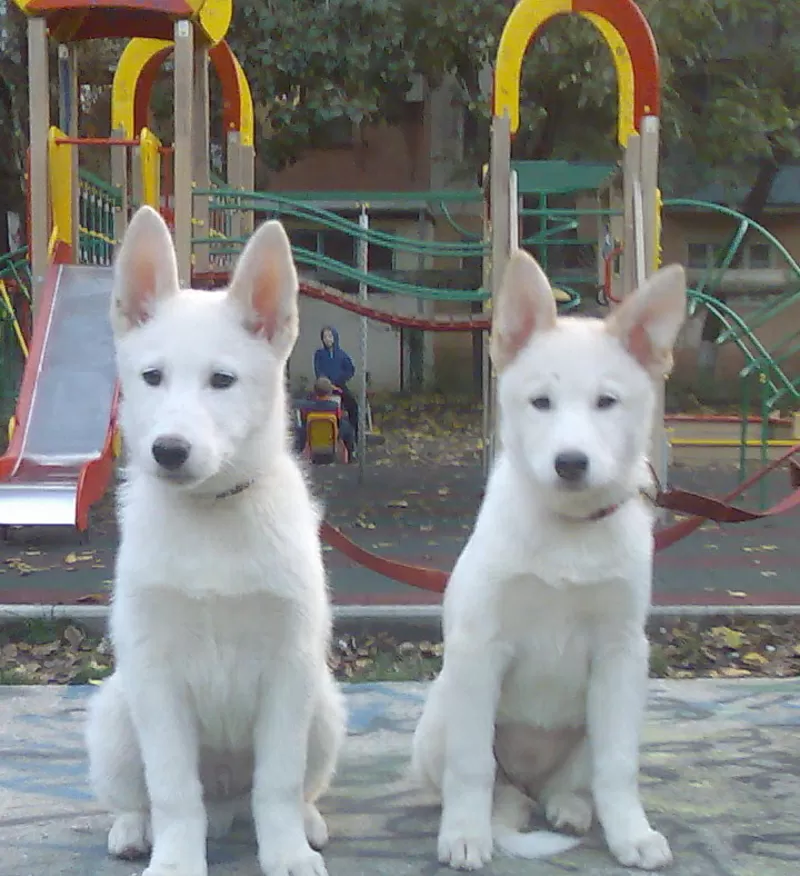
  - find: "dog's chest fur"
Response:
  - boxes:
[110,461,328,752]
[444,457,654,731]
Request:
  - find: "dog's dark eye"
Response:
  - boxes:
[597,394,618,410]
[142,368,163,387]
[209,371,237,390]
[530,395,551,411]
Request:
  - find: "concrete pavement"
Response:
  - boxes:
[2,678,800,875]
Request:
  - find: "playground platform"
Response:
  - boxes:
[0,458,797,612]
[2,677,799,875]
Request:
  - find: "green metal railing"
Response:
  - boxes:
[78,169,121,265]
[663,199,800,473]
[664,199,800,339]
[192,188,593,310]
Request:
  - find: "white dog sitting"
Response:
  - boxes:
[85,206,345,876]
[412,250,686,871]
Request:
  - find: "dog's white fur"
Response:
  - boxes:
[85,207,346,876]
[411,251,686,871]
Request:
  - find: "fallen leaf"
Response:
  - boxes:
[720,667,751,677]
[742,652,768,667]
[710,626,745,649]
[64,552,78,564]
[387,499,408,508]
[63,625,84,649]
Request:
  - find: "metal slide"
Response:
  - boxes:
[0,264,118,531]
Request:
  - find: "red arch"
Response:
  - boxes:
[575,0,660,122]
[132,41,245,140]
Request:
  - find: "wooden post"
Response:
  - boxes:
[192,43,210,272]
[28,17,50,311]
[240,143,255,235]
[640,116,660,276]
[480,171,492,477]
[131,146,143,211]
[486,113,511,469]
[621,132,640,302]
[110,127,129,247]
[173,19,194,287]
[226,130,242,240]
[639,115,669,495]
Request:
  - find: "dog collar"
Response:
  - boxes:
[215,479,255,500]
[557,502,623,523]
[557,464,661,523]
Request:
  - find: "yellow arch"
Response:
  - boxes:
[232,51,254,148]
[112,38,171,138]
[579,13,634,146]
[494,0,572,133]
[199,0,232,47]
[494,0,635,145]
[112,37,254,148]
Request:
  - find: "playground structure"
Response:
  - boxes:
[0,0,254,530]
[0,0,797,541]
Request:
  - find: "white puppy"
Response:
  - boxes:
[412,250,686,871]
[85,207,346,876]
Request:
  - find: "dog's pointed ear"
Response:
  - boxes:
[227,220,299,357]
[111,206,179,335]
[490,249,557,371]
[606,264,687,377]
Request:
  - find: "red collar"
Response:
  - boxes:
[557,501,622,523]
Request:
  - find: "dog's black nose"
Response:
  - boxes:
[152,435,191,471]
[554,451,589,483]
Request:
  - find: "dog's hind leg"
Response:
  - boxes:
[302,671,346,849]
[539,737,593,836]
[85,673,151,859]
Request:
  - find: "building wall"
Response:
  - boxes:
[289,292,435,395]
[662,210,800,387]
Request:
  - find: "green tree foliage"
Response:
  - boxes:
[0,0,796,241]
[0,4,31,228]
[229,0,798,212]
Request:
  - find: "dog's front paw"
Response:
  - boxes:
[259,844,328,876]
[608,829,672,870]
[545,792,593,835]
[437,826,493,871]
[108,811,151,859]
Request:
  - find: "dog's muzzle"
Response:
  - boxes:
[152,435,191,472]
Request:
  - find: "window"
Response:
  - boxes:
[323,229,355,266]
[748,243,771,269]
[687,242,712,269]
[291,229,321,254]
[687,241,773,270]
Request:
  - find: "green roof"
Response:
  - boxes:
[510,160,616,195]
[664,164,800,209]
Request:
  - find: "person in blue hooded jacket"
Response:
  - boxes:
[313,325,359,443]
